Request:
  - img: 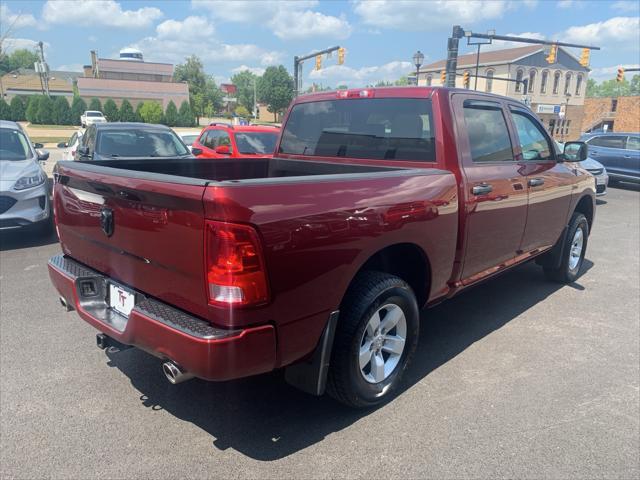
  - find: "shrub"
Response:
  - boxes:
[177,101,195,127]
[164,100,178,127]
[70,96,87,126]
[9,96,26,121]
[37,95,54,124]
[139,101,163,124]
[88,98,102,112]
[103,99,119,122]
[235,105,250,117]
[52,96,71,125]
[135,102,144,122]
[25,96,42,124]
[0,99,10,120]
[119,99,136,122]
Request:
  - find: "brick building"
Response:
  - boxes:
[0,68,78,99]
[582,96,640,133]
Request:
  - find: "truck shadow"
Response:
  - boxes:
[105,260,592,461]
[0,227,58,251]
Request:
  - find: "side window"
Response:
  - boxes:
[588,135,626,149]
[205,131,219,148]
[510,110,553,161]
[197,131,208,147]
[69,133,77,146]
[219,132,233,152]
[462,101,514,163]
[627,136,640,151]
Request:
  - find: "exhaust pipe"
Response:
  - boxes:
[59,296,73,311]
[162,361,194,384]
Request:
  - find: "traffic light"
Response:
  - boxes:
[546,44,557,64]
[463,71,470,88]
[337,47,345,65]
[440,70,446,84]
[579,48,590,67]
[315,55,322,71]
[617,67,625,82]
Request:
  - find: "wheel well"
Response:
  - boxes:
[349,243,431,307]
[574,195,594,232]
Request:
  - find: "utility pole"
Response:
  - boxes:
[37,41,49,96]
[445,26,464,87]
[293,45,341,96]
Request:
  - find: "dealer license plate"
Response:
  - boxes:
[109,283,135,317]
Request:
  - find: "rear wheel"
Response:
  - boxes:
[327,271,419,408]
[544,212,588,283]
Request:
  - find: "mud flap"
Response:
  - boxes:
[536,225,568,269]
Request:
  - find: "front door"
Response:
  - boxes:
[453,96,528,283]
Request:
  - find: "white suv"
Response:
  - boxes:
[81,110,107,128]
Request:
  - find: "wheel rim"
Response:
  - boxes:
[358,304,407,384]
[568,228,584,271]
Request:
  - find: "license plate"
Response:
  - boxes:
[109,283,135,317]
[596,176,605,185]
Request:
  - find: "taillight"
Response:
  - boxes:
[205,220,269,307]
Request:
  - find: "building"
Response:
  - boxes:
[582,96,640,133]
[77,49,189,109]
[417,45,590,141]
[0,68,78,99]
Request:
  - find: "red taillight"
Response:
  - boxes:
[205,220,269,307]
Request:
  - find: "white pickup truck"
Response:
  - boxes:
[80,110,107,128]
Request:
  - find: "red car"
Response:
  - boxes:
[191,123,280,158]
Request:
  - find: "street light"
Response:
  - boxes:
[413,50,424,85]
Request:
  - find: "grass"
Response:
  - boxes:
[24,124,78,130]
[30,136,69,144]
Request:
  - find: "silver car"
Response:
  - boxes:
[556,141,608,196]
[0,120,52,232]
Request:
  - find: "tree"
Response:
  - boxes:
[164,100,178,126]
[174,55,224,122]
[586,75,640,98]
[135,102,144,122]
[336,84,348,90]
[25,96,42,123]
[394,76,410,86]
[231,70,258,113]
[9,96,26,121]
[103,99,119,122]
[586,78,598,97]
[70,96,87,125]
[52,96,71,125]
[88,98,102,112]
[257,65,294,122]
[119,99,136,122]
[0,98,10,120]
[139,101,163,124]
[37,95,54,124]
[177,100,195,127]
[235,105,250,117]
[0,49,40,75]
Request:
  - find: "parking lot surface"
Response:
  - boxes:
[1,186,638,479]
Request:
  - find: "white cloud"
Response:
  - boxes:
[476,32,546,52]
[561,17,640,49]
[589,64,640,82]
[155,16,214,40]
[353,0,513,30]
[1,38,49,54]
[231,65,266,76]
[308,61,413,87]
[610,1,639,13]
[557,0,576,8]
[55,63,84,72]
[42,0,163,29]
[0,5,37,30]
[192,0,351,39]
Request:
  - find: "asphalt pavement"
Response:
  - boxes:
[1,185,638,479]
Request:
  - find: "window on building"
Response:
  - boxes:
[575,74,583,96]
[553,71,561,94]
[611,99,618,112]
[462,101,513,163]
[528,69,536,93]
[540,70,549,94]
[564,73,572,95]
[485,70,494,93]
[515,69,524,92]
[426,75,432,87]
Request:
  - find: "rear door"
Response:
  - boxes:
[622,135,640,179]
[452,95,528,283]
[586,135,627,174]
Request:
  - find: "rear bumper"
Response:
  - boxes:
[48,255,277,381]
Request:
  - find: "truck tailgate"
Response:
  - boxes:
[53,162,210,319]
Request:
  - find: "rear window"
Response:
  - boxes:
[279,98,435,161]
[587,135,626,149]
[180,134,198,146]
[86,111,103,117]
[235,131,278,154]
[96,129,189,157]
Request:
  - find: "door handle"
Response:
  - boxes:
[472,183,493,195]
[528,177,545,187]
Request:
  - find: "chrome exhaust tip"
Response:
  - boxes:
[59,296,73,311]
[162,361,194,385]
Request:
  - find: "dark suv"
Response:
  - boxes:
[75,123,192,161]
[580,132,639,185]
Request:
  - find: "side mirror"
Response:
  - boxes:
[33,142,44,149]
[37,149,50,161]
[191,147,203,156]
[78,146,91,158]
[215,145,231,155]
[561,141,588,162]
[57,142,68,148]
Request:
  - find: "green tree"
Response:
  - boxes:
[0,99,10,120]
[204,101,215,119]
[257,65,294,122]
[119,99,136,122]
[139,101,163,124]
[394,76,410,86]
[586,78,599,97]
[164,100,178,126]
[177,100,195,127]
[70,96,87,125]
[336,84,348,90]
[235,105,250,117]
[9,96,26,121]
[25,96,42,123]
[88,98,102,112]
[52,96,71,125]
[103,99,119,122]
[0,49,40,75]
[231,70,258,113]
[135,102,144,122]
[37,95,54,124]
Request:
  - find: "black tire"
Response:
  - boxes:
[544,212,588,283]
[327,271,419,408]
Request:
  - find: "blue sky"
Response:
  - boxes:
[1,0,639,88]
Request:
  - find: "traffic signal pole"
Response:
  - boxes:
[293,46,341,97]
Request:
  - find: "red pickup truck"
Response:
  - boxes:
[48,87,595,408]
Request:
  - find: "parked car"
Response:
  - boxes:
[176,130,203,152]
[80,110,107,128]
[74,123,193,161]
[49,87,594,408]
[0,120,51,233]
[191,123,280,158]
[57,130,84,161]
[580,132,640,185]
[557,141,608,195]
